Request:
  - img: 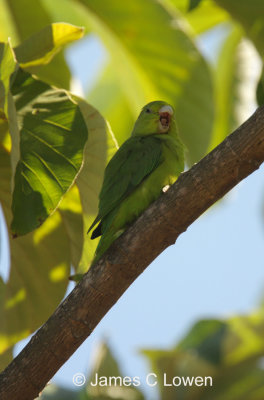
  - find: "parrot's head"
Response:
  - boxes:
[132,101,175,136]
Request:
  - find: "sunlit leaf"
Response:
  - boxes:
[155,0,229,36]
[88,63,134,146]
[0,42,16,115]
[256,68,264,106]
[2,0,71,89]
[215,0,264,56]
[86,342,144,399]
[44,0,215,162]
[209,25,260,149]
[59,98,117,274]
[40,385,80,400]
[0,41,20,181]
[74,98,118,272]
[185,0,230,34]
[40,0,94,32]
[86,0,214,162]
[11,69,88,236]
[0,346,13,372]
[0,147,71,359]
[14,23,84,68]
[188,0,203,12]
[178,319,227,364]
[143,313,264,399]
[59,185,84,271]
[0,1,18,43]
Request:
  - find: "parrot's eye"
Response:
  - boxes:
[146,108,151,113]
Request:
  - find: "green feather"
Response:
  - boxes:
[89,100,185,264]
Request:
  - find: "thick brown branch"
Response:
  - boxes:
[1,106,264,399]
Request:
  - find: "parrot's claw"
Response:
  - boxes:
[162,185,170,193]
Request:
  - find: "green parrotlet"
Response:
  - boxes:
[88,100,185,264]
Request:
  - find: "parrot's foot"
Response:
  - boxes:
[114,229,125,240]
[162,185,170,193]
[69,273,84,282]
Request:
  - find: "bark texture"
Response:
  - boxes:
[1,106,264,399]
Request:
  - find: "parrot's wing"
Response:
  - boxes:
[88,136,163,234]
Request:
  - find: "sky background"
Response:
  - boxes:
[1,27,264,400]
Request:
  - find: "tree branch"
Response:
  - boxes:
[1,106,264,399]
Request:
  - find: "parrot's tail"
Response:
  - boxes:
[91,229,124,266]
[90,221,102,239]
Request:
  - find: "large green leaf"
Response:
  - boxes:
[0,42,16,115]
[178,319,227,364]
[209,25,243,149]
[85,342,144,399]
[88,64,135,146]
[85,0,214,161]
[215,0,264,56]
[0,146,71,358]
[75,98,117,272]
[40,385,80,400]
[41,342,144,399]
[59,98,118,273]
[0,41,20,183]
[209,25,260,150]
[165,0,229,34]
[185,0,230,33]
[40,0,94,31]
[143,313,264,400]
[44,0,214,162]
[14,23,84,68]
[11,69,88,236]
[0,346,13,372]
[0,2,18,43]
[58,185,84,271]
[1,0,71,89]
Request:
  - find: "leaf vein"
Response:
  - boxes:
[23,128,78,170]
[21,160,55,208]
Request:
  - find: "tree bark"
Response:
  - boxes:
[1,106,264,399]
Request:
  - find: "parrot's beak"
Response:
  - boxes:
[158,105,173,133]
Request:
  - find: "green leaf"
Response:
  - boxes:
[11,69,88,236]
[0,146,71,359]
[40,385,81,400]
[0,2,18,43]
[0,41,20,182]
[188,0,203,12]
[143,313,264,400]
[178,319,227,365]
[75,97,118,272]
[88,63,135,146]
[0,42,16,115]
[153,0,229,35]
[14,23,84,68]
[44,0,214,162]
[85,342,144,399]
[1,0,71,89]
[41,342,144,399]
[215,0,264,56]
[256,69,264,106]
[89,0,214,162]
[185,0,230,34]
[209,25,259,150]
[59,185,84,271]
[0,346,13,372]
[59,98,118,273]
[40,0,94,32]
